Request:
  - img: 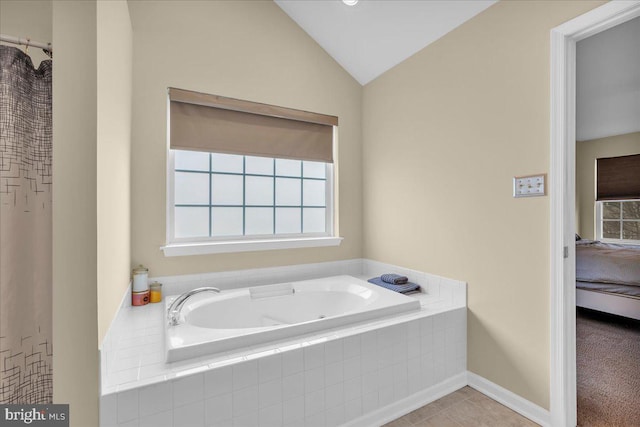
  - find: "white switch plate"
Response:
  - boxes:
[513,174,546,197]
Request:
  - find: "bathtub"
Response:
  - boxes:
[165,275,421,362]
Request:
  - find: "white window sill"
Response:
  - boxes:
[161,236,343,256]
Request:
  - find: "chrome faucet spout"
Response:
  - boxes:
[167,287,220,326]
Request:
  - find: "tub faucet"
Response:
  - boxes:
[167,287,221,326]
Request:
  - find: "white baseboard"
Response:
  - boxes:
[342,371,550,427]
[342,372,468,427]
[467,371,551,427]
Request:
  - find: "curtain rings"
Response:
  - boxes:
[43,43,53,59]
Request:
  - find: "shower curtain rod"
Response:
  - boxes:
[0,34,52,53]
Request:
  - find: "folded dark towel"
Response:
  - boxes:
[368,277,420,294]
[381,273,409,285]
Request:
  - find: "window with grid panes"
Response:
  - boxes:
[171,150,331,241]
[597,200,640,243]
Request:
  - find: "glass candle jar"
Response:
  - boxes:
[132,265,149,293]
[149,282,162,303]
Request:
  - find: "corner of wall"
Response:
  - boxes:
[96,0,133,345]
[52,1,99,425]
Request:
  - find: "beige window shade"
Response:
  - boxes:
[597,154,640,201]
[169,88,337,163]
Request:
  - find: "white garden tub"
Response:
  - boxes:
[165,275,420,362]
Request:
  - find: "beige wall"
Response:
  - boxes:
[362,0,603,409]
[52,1,99,425]
[97,0,132,344]
[576,132,640,239]
[128,0,363,277]
[0,0,52,66]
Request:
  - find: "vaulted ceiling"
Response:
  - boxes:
[274,0,496,85]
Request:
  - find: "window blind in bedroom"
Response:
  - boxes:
[596,154,640,201]
[168,88,337,163]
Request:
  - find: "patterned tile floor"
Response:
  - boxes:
[383,386,539,427]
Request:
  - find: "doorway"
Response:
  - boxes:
[574,16,640,426]
[549,1,640,426]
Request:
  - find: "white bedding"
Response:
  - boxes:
[576,240,640,287]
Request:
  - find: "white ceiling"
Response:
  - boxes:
[274,0,496,85]
[576,16,640,141]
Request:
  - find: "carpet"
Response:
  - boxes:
[577,307,640,427]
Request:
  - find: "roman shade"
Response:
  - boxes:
[169,88,337,163]
[596,154,640,201]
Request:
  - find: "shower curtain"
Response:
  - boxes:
[0,45,53,404]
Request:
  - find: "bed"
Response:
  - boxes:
[576,239,640,320]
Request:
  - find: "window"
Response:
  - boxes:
[595,154,640,245]
[171,150,332,239]
[163,88,341,256]
[597,200,640,243]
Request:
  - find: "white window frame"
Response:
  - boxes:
[595,199,640,245]
[162,131,341,256]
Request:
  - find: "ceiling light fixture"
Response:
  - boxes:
[342,0,359,6]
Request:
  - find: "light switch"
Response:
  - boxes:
[513,174,546,198]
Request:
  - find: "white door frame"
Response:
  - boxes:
[549,2,640,426]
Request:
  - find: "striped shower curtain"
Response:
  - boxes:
[0,45,53,404]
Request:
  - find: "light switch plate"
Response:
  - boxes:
[513,174,546,198]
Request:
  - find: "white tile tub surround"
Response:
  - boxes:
[361,259,467,309]
[101,309,467,427]
[100,259,467,426]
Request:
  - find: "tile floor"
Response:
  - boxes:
[383,386,539,427]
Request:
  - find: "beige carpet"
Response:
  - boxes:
[577,307,640,427]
